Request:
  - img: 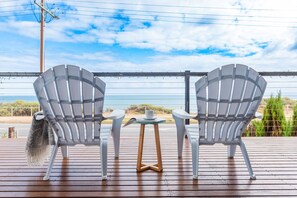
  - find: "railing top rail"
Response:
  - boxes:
[0,72,41,77]
[1,71,297,77]
[93,72,192,77]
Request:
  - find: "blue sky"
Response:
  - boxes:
[1,0,297,72]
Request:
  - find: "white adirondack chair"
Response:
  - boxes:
[33,65,125,180]
[172,64,267,180]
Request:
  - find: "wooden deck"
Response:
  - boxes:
[1,126,297,197]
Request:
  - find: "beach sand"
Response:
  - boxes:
[0,116,32,124]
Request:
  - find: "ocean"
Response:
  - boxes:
[0,95,197,111]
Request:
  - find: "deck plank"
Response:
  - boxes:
[0,129,297,197]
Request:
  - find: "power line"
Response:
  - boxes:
[71,5,297,20]
[60,8,297,27]
[0,13,33,17]
[59,13,297,28]
[3,3,297,21]
[0,4,32,8]
[4,6,297,25]
[1,0,24,2]
[0,9,34,13]
[65,9,297,24]
[1,12,297,28]
[1,2,297,28]
[2,0,295,12]
[0,7,282,20]
[65,0,297,12]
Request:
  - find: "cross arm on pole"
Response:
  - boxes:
[34,0,59,73]
[34,0,59,19]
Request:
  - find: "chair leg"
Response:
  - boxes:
[173,115,185,158]
[43,144,59,180]
[100,140,108,180]
[112,128,120,159]
[177,129,185,158]
[61,146,69,158]
[190,139,200,180]
[228,145,237,158]
[239,141,256,180]
[111,116,124,159]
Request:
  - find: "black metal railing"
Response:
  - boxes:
[0,70,297,116]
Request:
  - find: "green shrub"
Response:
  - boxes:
[292,104,297,136]
[0,108,10,116]
[252,120,265,137]
[263,91,285,136]
[1,132,7,138]
[244,126,252,137]
[126,104,172,114]
[283,120,293,137]
[0,100,39,116]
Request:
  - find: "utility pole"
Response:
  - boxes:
[34,0,58,73]
[40,0,44,73]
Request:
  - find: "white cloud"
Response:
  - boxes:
[60,52,115,62]
[43,50,297,72]
[1,0,297,72]
[0,53,39,71]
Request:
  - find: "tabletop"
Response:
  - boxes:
[135,117,166,125]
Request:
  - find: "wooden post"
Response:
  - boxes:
[34,0,59,73]
[8,127,16,138]
[40,0,45,73]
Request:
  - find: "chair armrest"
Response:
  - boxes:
[103,109,125,158]
[172,109,196,120]
[103,109,125,120]
[253,112,263,119]
[172,109,196,157]
[34,111,45,120]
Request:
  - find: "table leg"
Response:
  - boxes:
[137,124,145,172]
[154,124,163,172]
[136,123,163,172]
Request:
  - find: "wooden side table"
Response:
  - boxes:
[135,118,166,172]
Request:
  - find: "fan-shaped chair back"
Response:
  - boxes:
[33,64,106,145]
[195,64,267,144]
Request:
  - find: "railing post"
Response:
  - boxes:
[8,127,16,138]
[185,70,190,125]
